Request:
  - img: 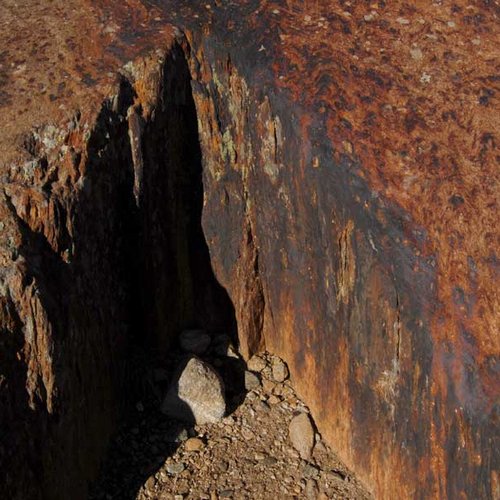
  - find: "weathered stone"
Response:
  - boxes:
[247,355,267,373]
[184,437,205,452]
[271,357,289,383]
[161,357,226,424]
[289,413,315,460]
[244,370,261,391]
[179,329,211,355]
[166,463,185,475]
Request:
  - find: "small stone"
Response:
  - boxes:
[254,452,266,461]
[174,496,184,500]
[267,395,281,405]
[262,456,278,466]
[396,17,410,25]
[219,490,234,498]
[262,379,276,393]
[217,460,229,473]
[303,463,320,479]
[289,413,315,460]
[247,355,267,372]
[185,437,205,451]
[420,72,432,84]
[145,476,155,490]
[271,357,289,382]
[241,427,255,440]
[179,329,211,354]
[255,400,271,413]
[161,356,226,424]
[244,370,261,390]
[410,48,423,60]
[305,478,319,499]
[166,462,185,475]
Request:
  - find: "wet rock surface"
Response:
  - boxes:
[91,349,370,500]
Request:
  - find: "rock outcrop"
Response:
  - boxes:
[0,0,498,499]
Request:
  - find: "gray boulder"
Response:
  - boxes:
[161,356,226,424]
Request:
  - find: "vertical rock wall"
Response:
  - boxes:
[183,30,499,499]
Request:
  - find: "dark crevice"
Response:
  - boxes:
[130,43,237,353]
[88,44,241,498]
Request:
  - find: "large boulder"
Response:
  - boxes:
[161,356,226,424]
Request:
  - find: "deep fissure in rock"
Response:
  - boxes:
[125,45,237,355]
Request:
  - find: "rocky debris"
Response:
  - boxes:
[91,350,370,500]
[247,354,267,373]
[271,356,289,383]
[244,370,261,391]
[161,356,226,425]
[184,437,204,452]
[179,329,211,355]
[289,412,315,460]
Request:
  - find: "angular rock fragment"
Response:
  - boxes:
[271,356,289,383]
[184,437,205,452]
[161,356,226,424]
[247,354,267,372]
[244,370,261,391]
[289,412,315,460]
[179,329,211,355]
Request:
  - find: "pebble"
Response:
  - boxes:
[267,395,281,405]
[145,476,155,490]
[262,379,276,393]
[289,412,315,460]
[410,48,423,60]
[247,354,267,372]
[166,463,185,475]
[303,463,320,479]
[179,329,211,355]
[244,370,261,390]
[271,357,289,382]
[185,437,205,451]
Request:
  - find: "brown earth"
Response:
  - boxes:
[91,350,371,500]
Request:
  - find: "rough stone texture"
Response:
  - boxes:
[271,356,290,383]
[0,1,498,499]
[289,412,316,460]
[161,356,226,425]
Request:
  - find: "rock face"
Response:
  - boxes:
[0,1,498,499]
[161,356,226,424]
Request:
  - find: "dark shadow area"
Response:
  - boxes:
[135,42,237,353]
[89,44,246,499]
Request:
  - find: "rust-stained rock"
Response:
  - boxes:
[0,0,498,499]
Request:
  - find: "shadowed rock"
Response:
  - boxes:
[161,356,226,424]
